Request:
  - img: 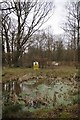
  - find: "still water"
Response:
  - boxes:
[2,78,78,112]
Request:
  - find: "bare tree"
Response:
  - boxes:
[0,0,54,67]
[62,1,78,63]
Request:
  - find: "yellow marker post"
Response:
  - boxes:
[33,62,39,70]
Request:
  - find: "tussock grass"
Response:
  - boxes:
[2,66,77,82]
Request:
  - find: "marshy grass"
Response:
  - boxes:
[2,66,77,82]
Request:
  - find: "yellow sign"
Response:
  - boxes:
[33,62,39,70]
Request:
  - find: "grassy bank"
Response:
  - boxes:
[2,66,77,82]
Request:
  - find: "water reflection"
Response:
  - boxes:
[2,78,78,111]
[3,80,22,103]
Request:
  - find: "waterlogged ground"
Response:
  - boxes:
[20,79,77,108]
[2,67,80,118]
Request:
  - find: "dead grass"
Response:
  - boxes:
[2,66,77,82]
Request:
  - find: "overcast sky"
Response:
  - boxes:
[0,0,77,35]
[41,0,68,35]
[43,0,77,35]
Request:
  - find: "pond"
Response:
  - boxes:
[2,77,78,113]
